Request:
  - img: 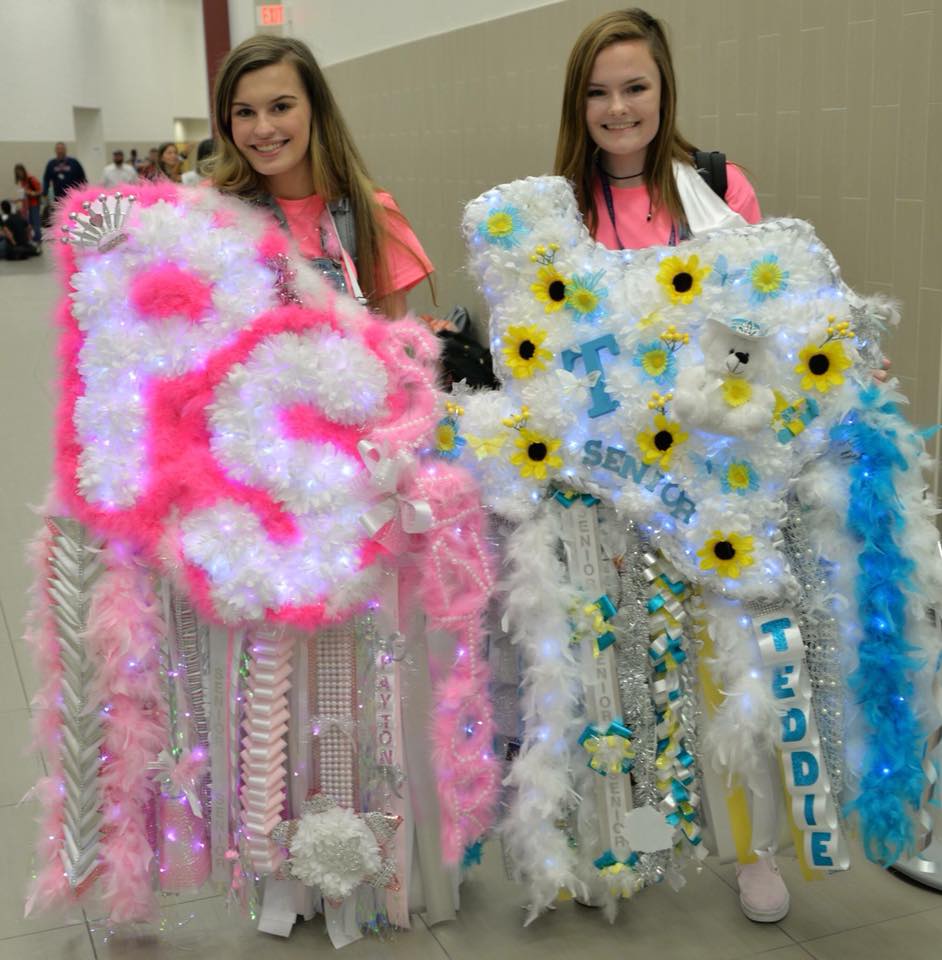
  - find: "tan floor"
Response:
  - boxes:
[1,255,939,958]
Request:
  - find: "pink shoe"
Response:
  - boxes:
[735,856,790,922]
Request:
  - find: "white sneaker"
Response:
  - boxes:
[735,856,790,922]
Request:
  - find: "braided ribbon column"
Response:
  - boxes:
[48,516,105,889]
[241,625,293,874]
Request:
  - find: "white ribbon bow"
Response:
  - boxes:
[150,748,203,818]
[357,440,433,538]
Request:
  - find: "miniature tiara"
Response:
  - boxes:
[60,192,135,253]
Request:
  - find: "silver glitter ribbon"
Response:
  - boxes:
[47,516,105,888]
[913,610,942,870]
[780,498,847,804]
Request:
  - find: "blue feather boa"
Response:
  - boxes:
[833,386,926,864]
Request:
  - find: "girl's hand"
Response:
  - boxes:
[873,356,891,383]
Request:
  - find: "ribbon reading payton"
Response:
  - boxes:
[752,607,849,872]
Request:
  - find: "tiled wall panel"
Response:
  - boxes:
[327,0,942,490]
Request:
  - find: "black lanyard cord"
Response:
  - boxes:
[596,162,686,248]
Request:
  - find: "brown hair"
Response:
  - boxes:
[554,8,696,234]
[209,35,431,309]
[157,142,182,182]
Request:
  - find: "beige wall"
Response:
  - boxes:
[327,0,942,488]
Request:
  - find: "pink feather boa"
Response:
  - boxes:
[406,462,501,863]
[83,543,168,923]
[24,520,74,915]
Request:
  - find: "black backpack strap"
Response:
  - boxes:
[327,196,357,267]
[692,149,728,201]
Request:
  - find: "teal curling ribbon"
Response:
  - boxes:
[649,631,687,670]
[553,490,601,508]
[462,840,484,868]
[776,395,819,444]
[593,849,639,870]
[832,386,926,865]
[574,593,617,656]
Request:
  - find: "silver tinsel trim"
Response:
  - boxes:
[780,499,847,802]
[168,587,212,817]
[597,512,705,890]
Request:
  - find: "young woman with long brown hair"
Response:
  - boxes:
[209,35,432,317]
[555,8,760,249]
[553,8,790,925]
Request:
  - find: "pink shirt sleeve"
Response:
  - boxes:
[725,163,761,224]
[375,191,434,297]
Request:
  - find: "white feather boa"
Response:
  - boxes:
[701,595,781,794]
[499,507,587,920]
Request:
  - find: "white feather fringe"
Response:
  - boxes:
[499,506,587,921]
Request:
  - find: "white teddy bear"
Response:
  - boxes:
[673,317,775,437]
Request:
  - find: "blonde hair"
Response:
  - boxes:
[210,35,431,309]
[554,8,696,234]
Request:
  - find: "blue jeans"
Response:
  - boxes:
[27,205,41,244]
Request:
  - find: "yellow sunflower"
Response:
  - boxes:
[531,265,569,313]
[636,413,689,470]
[502,324,553,379]
[794,340,853,394]
[722,378,753,407]
[510,427,564,480]
[697,531,755,579]
[656,255,711,305]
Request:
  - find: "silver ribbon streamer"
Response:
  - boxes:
[48,516,105,888]
[780,499,847,804]
[914,609,942,869]
[169,587,211,814]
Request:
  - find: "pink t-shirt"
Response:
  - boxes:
[591,163,761,250]
[276,190,433,297]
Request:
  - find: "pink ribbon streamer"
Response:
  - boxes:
[240,625,293,875]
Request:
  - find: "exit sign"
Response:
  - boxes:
[257,4,285,26]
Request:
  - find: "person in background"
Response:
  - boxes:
[209,35,433,317]
[13,163,42,244]
[129,147,140,171]
[140,147,160,179]
[42,142,86,202]
[102,149,138,188]
[181,138,215,185]
[1,199,40,259]
[147,142,183,183]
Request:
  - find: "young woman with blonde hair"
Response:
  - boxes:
[209,34,432,317]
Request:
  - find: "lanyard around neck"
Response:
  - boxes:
[597,162,685,248]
